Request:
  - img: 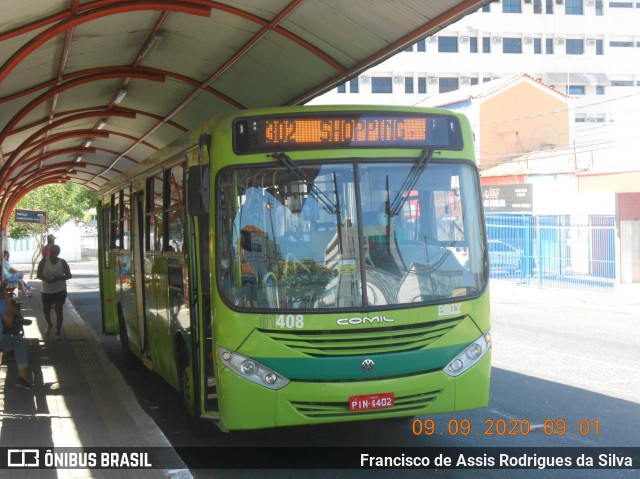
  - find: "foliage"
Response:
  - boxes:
[7,183,97,271]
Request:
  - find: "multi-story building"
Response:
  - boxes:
[309,0,640,173]
[310,1,640,284]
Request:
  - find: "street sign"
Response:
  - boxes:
[482,184,533,213]
[14,209,46,223]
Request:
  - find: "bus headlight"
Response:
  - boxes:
[218,347,290,390]
[444,330,492,377]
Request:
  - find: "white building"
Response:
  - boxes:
[309,0,640,173]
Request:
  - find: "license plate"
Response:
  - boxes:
[349,392,395,411]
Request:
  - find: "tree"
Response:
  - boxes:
[8,183,97,276]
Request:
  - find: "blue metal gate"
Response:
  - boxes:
[485,213,615,292]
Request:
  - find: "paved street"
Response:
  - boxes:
[53,261,640,477]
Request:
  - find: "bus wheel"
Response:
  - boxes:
[118,310,136,369]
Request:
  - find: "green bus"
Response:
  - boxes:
[97,105,491,431]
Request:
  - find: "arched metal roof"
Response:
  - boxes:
[0,0,487,224]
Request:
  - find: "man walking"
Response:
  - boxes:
[37,245,72,340]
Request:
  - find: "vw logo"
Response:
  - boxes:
[361,359,375,373]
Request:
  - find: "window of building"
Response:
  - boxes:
[610,41,634,47]
[470,37,478,53]
[566,39,584,55]
[349,78,359,93]
[405,76,414,93]
[404,45,413,53]
[502,0,522,13]
[503,38,522,53]
[439,77,459,93]
[438,36,458,52]
[416,40,426,52]
[418,77,427,94]
[483,77,491,83]
[471,77,479,86]
[595,0,603,15]
[596,39,604,55]
[609,2,633,7]
[534,0,543,13]
[575,114,587,122]
[534,38,542,54]
[371,77,393,93]
[337,83,346,93]
[545,0,554,13]
[565,0,584,15]
[596,86,605,95]
[611,80,634,86]
[567,85,585,95]
[545,38,554,54]
[482,4,490,12]
[482,36,491,53]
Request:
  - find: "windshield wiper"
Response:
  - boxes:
[388,148,434,218]
[272,152,338,214]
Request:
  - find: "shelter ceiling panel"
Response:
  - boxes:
[169,92,242,134]
[19,105,56,133]
[92,131,150,160]
[84,150,130,171]
[0,0,66,33]
[148,9,263,84]
[211,33,339,108]
[114,77,192,122]
[1,34,66,96]
[66,12,160,71]
[283,0,447,67]
[92,153,141,174]
[214,0,292,18]
[1,89,46,132]
[54,80,123,111]
[1,101,53,157]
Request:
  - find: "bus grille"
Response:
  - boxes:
[291,390,441,419]
[260,317,463,357]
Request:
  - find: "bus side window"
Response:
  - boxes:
[166,164,185,252]
[146,172,164,252]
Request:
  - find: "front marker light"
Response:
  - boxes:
[444,330,492,377]
[218,347,290,390]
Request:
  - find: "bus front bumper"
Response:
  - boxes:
[215,351,491,431]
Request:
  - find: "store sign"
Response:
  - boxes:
[14,209,46,223]
[482,184,533,212]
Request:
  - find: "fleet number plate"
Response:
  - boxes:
[349,392,395,411]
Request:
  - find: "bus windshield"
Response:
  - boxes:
[217,159,485,310]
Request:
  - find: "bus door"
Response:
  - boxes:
[98,202,118,333]
[132,191,147,355]
[186,138,217,414]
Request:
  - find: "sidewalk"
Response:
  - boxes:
[489,278,640,310]
[0,281,192,478]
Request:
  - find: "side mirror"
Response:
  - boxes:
[187,165,210,216]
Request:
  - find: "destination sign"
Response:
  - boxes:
[234,112,462,153]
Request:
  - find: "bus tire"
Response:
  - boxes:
[118,308,137,369]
